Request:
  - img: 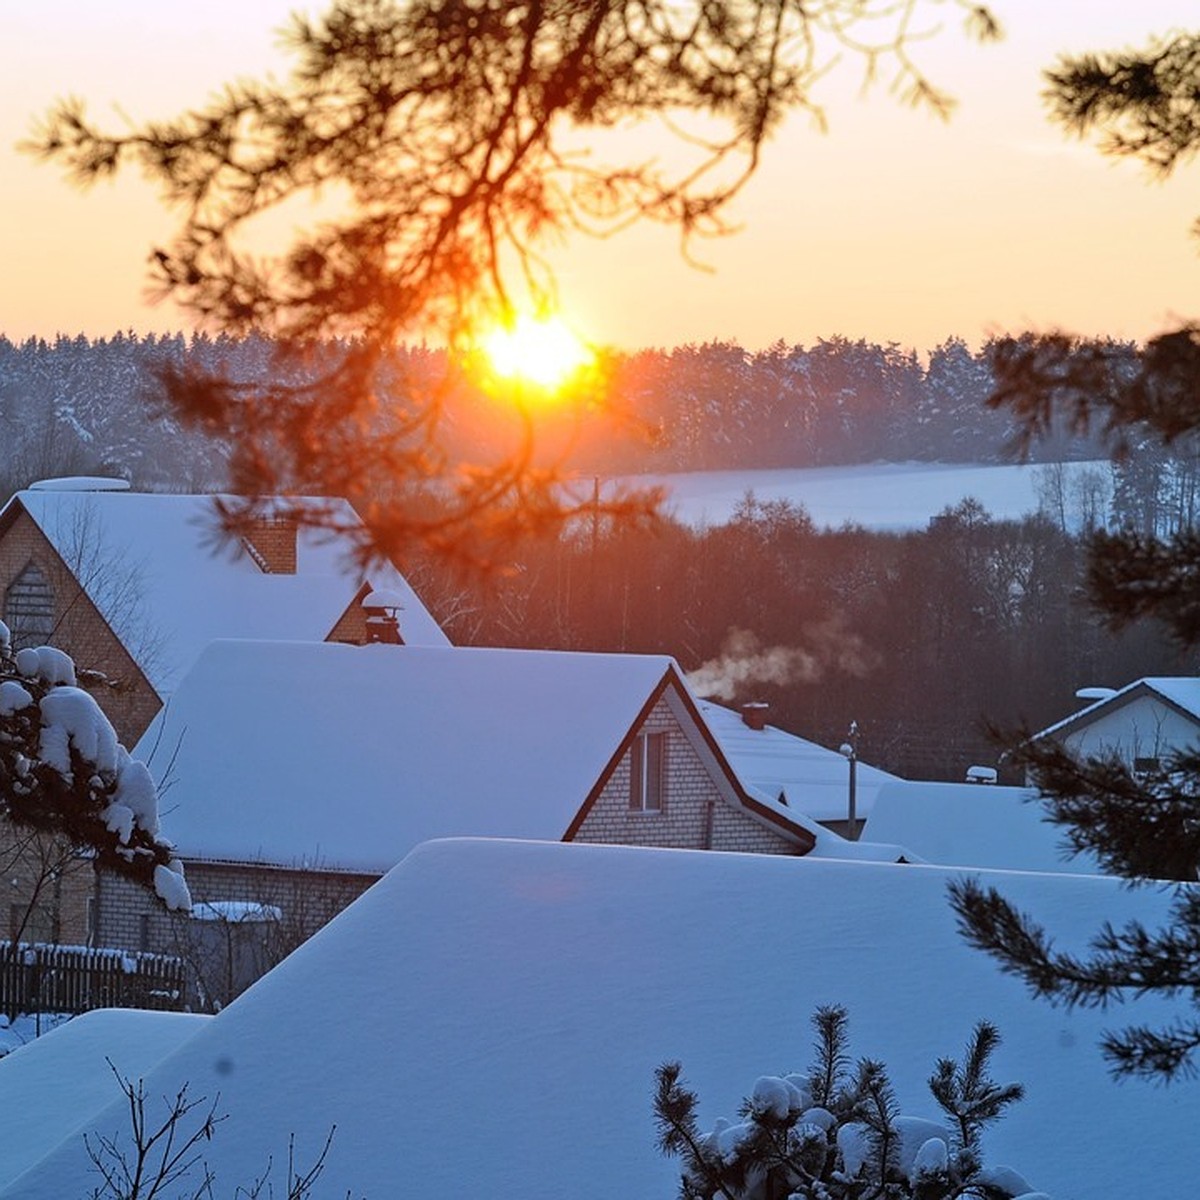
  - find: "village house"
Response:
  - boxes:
[1030,676,1200,775]
[3,838,1195,1199]
[0,478,449,745]
[0,478,449,949]
[97,639,832,1004]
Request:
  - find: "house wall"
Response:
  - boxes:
[0,821,93,946]
[0,508,160,745]
[572,696,799,855]
[326,598,371,644]
[1060,696,1200,765]
[95,860,379,1009]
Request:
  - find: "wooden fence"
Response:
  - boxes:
[0,942,187,1017]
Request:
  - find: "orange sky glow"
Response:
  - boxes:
[3,1,1199,353]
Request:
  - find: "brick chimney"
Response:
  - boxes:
[241,516,298,574]
[740,702,769,731]
[361,588,405,645]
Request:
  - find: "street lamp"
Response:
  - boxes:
[839,720,860,840]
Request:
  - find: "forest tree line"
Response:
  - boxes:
[424,494,1193,782]
[2,331,1197,781]
[0,331,1120,491]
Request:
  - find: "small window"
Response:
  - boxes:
[630,730,666,813]
[5,562,55,650]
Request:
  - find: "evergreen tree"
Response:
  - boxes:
[653,1005,1034,1200]
[954,24,1200,1083]
[0,620,189,911]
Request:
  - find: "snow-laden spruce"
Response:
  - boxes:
[0,620,189,911]
[654,1005,1039,1200]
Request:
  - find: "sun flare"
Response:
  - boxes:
[479,313,594,393]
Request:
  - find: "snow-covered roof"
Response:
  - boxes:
[863,781,1102,875]
[1034,675,1200,742]
[2,838,1193,1199]
[2,487,449,696]
[139,640,690,870]
[697,699,899,821]
[0,1009,209,1191]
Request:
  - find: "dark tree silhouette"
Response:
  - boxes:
[955,24,1200,1083]
[28,0,998,566]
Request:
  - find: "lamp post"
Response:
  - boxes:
[839,720,860,840]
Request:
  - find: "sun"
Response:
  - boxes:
[479,313,594,393]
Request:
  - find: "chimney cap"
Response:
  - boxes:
[740,701,769,731]
[362,588,406,611]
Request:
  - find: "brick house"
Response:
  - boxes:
[103,640,823,1005]
[0,479,450,746]
[0,478,450,953]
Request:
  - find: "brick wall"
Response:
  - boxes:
[0,508,160,745]
[325,594,369,644]
[572,696,799,855]
[242,518,298,574]
[0,820,94,946]
[95,859,379,1008]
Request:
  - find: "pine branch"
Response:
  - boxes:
[808,1003,850,1109]
[949,876,1200,1080]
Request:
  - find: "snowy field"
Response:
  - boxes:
[617,461,1106,530]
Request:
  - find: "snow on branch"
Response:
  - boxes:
[0,629,190,912]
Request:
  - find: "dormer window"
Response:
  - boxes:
[4,562,54,650]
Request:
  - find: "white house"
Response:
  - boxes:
[1032,676,1200,772]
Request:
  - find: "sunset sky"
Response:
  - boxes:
[4,1,1199,353]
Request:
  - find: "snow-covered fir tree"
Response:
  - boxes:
[0,618,189,912]
[654,1006,1042,1200]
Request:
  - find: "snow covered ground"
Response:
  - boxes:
[0,1009,209,1191]
[3,839,1194,1199]
[617,461,1105,530]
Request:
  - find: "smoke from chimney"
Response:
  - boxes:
[686,623,878,702]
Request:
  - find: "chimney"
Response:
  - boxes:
[740,702,769,731]
[361,588,405,645]
[241,515,298,574]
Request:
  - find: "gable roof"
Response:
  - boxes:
[696,699,899,821]
[1033,676,1200,743]
[139,641,813,870]
[2,838,1193,1199]
[0,486,449,696]
[863,781,1102,874]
